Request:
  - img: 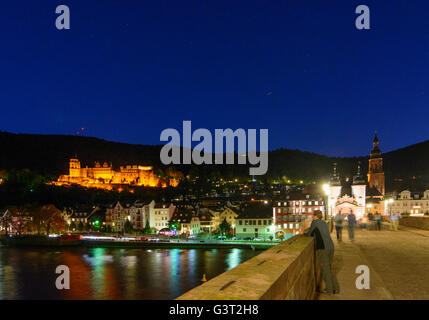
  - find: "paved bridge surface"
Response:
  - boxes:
[318,224,429,300]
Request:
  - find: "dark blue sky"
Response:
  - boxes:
[1,1,428,156]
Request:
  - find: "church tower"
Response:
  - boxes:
[328,163,342,217]
[352,162,366,217]
[367,134,385,195]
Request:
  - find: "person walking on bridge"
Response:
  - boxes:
[374,213,382,230]
[347,212,356,242]
[334,212,345,241]
[305,210,339,295]
[390,213,401,231]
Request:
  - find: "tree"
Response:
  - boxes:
[77,221,84,232]
[124,219,133,234]
[7,206,30,235]
[69,221,76,231]
[0,210,13,236]
[169,220,181,232]
[143,220,151,234]
[219,218,231,236]
[32,205,65,235]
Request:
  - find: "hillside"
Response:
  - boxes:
[0,131,428,190]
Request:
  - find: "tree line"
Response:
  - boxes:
[0,204,65,236]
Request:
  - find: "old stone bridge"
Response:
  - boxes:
[177,217,429,300]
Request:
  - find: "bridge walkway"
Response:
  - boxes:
[318,225,429,300]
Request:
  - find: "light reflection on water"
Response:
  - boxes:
[0,246,261,300]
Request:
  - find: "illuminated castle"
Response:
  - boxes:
[55,158,179,189]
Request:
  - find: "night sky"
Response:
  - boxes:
[1,1,429,156]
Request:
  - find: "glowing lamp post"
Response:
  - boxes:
[322,183,330,220]
[384,199,394,216]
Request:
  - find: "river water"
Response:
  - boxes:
[0,246,261,299]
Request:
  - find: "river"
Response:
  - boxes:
[0,246,261,299]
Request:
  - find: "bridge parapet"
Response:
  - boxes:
[177,234,321,300]
[399,216,429,230]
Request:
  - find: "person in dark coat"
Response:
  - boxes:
[347,212,357,242]
[374,213,382,230]
[305,210,339,294]
[334,212,345,241]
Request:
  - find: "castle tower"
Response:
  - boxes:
[69,158,81,177]
[328,163,342,218]
[352,162,366,215]
[367,134,385,195]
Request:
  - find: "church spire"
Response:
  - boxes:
[330,162,341,186]
[370,132,381,159]
[353,161,365,185]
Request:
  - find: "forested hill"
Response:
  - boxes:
[0,131,162,177]
[1,131,428,189]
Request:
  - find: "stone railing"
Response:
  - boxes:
[399,216,429,230]
[177,234,321,300]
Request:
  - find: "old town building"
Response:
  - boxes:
[273,192,325,236]
[235,203,273,240]
[387,190,429,216]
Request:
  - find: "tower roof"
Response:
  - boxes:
[370,133,382,159]
[353,162,366,185]
[330,162,341,186]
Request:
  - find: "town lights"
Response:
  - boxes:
[322,184,330,196]
[384,199,394,216]
[384,198,393,205]
[322,183,330,219]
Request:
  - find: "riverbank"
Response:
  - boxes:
[0,235,80,247]
[82,239,277,250]
[0,236,278,250]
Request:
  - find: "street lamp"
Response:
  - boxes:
[384,198,394,216]
[322,183,330,220]
[366,203,372,215]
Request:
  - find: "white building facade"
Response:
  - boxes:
[328,163,367,220]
